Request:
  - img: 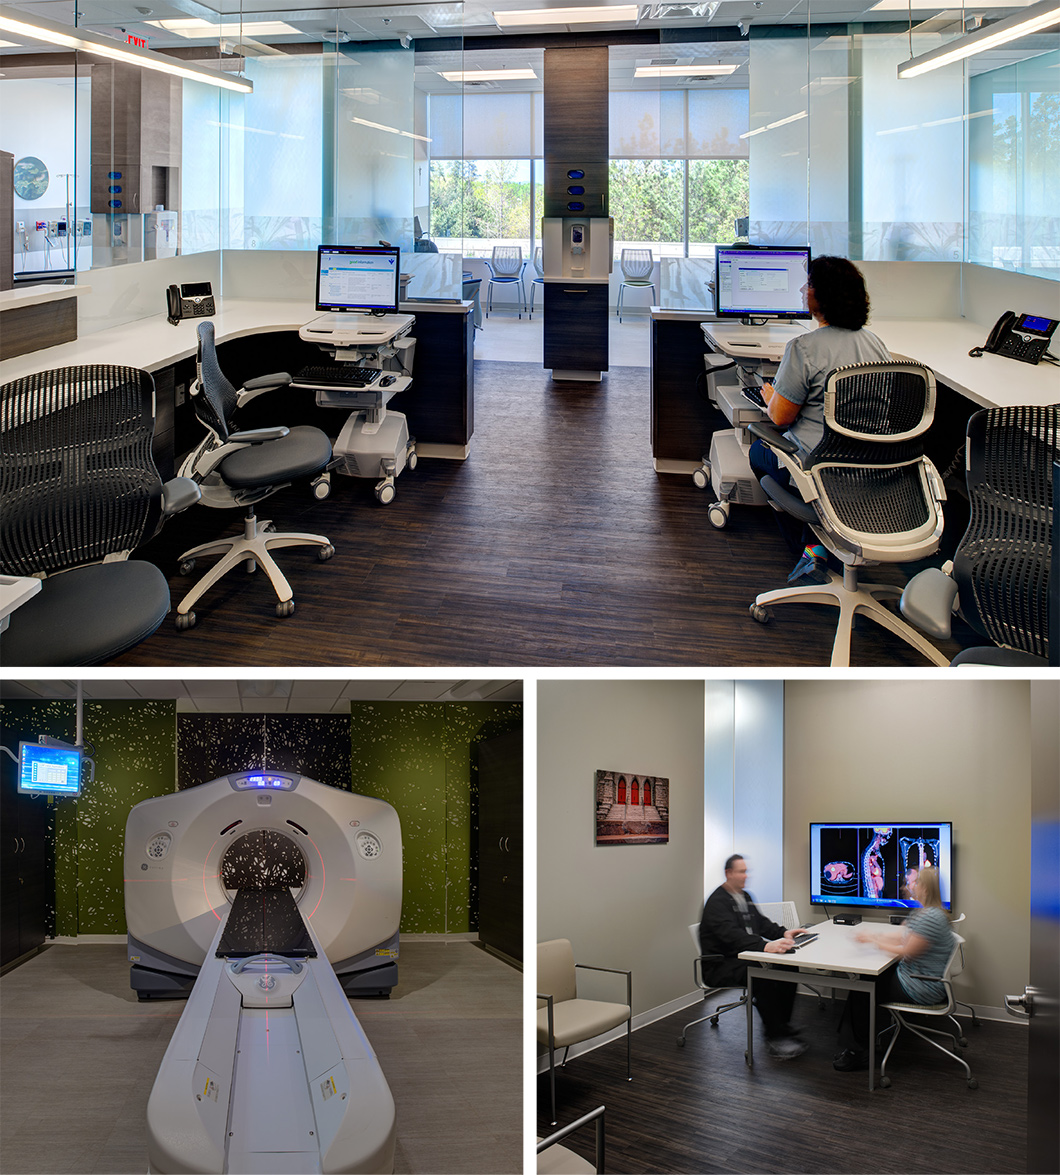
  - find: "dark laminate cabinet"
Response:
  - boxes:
[0,769,53,971]
[543,284,609,374]
[477,728,523,965]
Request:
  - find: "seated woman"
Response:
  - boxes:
[749,255,892,585]
[834,865,956,1072]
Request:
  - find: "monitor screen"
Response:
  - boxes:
[810,822,953,911]
[315,245,401,314]
[18,741,82,796]
[714,245,812,320]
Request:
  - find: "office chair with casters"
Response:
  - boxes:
[0,364,200,665]
[947,913,979,1028]
[486,246,526,317]
[537,1106,605,1175]
[537,939,631,1128]
[175,321,335,630]
[747,360,949,667]
[878,934,978,1089]
[756,902,826,1009]
[899,403,1058,666]
[529,246,545,319]
[616,249,655,322]
[676,923,745,1046]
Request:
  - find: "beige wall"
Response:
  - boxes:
[537,679,705,1018]
[783,679,1032,1009]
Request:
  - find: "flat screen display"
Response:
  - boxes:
[714,245,812,320]
[18,741,82,796]
[315,245,400,314]
[810,822,952,911]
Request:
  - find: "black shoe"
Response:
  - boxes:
[832,1048,869,1072]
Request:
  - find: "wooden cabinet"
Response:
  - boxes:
[1,769,53,971]
[477,729,523,964]
[543,283,609,374]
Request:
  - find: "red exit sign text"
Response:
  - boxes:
[126,34,147,47]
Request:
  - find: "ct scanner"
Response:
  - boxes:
[124,770,403,1174]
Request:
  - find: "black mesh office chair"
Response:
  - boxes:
[748,360,949,666]
[900,403,1058,666]
[175,321,334,629]
[1,364,199,665]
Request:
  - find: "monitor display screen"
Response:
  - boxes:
[315,245,401,314]
[714,245,812,320]
[810,822,953,911]
[18,741,82,796]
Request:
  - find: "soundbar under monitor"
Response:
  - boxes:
[316,244,400,314]
[810,822,953,911]
[714,244,812,321]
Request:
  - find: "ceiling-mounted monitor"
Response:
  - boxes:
[18,741,83,796]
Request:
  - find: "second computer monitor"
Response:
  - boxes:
[714,244,811,321]
[316,244,401,314]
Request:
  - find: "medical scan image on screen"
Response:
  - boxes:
[810,822,952,910]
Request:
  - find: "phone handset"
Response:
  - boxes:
[970,310,1058,364]
[166,284,183,325]
[970,310,1017,357]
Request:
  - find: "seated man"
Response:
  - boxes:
[699,854,808,1059]
[748,254,892,586]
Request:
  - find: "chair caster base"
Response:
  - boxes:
[750,603,771,623]
[967,1077,978,1089]
[276,599,295,618]
[176,611,196,631]
[318,544,335,561]
[879,1075,892,1088]
[676,1036,685,1047]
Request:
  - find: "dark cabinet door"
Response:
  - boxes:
[478,729,523,964]
[543,284,609,373]
[1,767,53,969]
[1,770,20,966]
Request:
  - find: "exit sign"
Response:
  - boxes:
[126,34,147,48]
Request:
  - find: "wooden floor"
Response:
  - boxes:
[537,997,1027,1175]
[117,361,972,668]
[0,939,521,1175]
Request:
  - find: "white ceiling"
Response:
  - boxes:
[0,678,522,711]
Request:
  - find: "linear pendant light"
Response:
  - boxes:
[494,6,640,28]
[634,63,739,77]
[897,0,1060,78]
[0,5,253,92]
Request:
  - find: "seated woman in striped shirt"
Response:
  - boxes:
[834,866,956,1072]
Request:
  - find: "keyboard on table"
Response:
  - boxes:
[294,363,380,388]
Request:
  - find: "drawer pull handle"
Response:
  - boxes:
[562,289,589,294]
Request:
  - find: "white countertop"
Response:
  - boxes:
[1,283,88,312]
[0,297,472,385]
[739,919,896,977]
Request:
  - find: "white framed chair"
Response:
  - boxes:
[757,902,826,1009]
[485,245,526,317]
[877,932,978,1089]
[948,913,980,1028]
[616,249,655,322]
[537,1105,605,1174]
[529,246,546,319]
[537,939,631,1127]
[748,360,950,666]
[675,923,746,1046]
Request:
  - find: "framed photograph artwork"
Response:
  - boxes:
[595,769,669,846]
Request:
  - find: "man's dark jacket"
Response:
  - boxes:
[698,885,786,986]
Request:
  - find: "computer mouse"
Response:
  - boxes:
[379,374,396,387]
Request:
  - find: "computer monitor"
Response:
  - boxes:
[810,822,953,912]
[315,244,401,315]
[18,741,83,796]
[714,244,812,321]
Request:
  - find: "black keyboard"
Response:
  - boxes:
[294,363,379,388]
[742,386,767,409]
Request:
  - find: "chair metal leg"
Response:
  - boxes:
[617,284,625,322]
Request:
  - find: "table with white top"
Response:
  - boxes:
[739,919,898,1090]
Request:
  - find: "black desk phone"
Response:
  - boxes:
[970,310,1058,364]
[167,280,216,325]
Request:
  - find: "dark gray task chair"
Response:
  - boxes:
[675,923,746,1046]
[1,364,200,665]
[748,360,949,666]
[900,403,1058,666]
[175,321,334,629]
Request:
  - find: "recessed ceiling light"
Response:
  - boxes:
[146,18,302,39]
[493,6,640,28]
[869,0,1027,8]
[441,68,538,81]
[634,63,738,77]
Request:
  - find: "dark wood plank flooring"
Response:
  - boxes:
[116,361,974,667]
[538,998,1027,1174]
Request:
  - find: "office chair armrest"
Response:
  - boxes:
[237,372,292,407]
[899,566,958,640]
[537,1105,606,1174]
[161,476,201,516]
[760,474,818,524]
[227,426,291,445]
[747,420,799,455]
[575,963,632,1009]
[692,953,724,986]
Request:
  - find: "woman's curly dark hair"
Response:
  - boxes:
[809,255,870,330]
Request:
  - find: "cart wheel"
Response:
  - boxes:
[407,451,418,471]
[750,603,771,624]
[179,558,196,576]
[276,599,295,618]
[311,475,331,501]
[376,483,396,505]
[708,501,729,529]
[692,464,710,490]
[176,611,196,631]
[317,544,335,562]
